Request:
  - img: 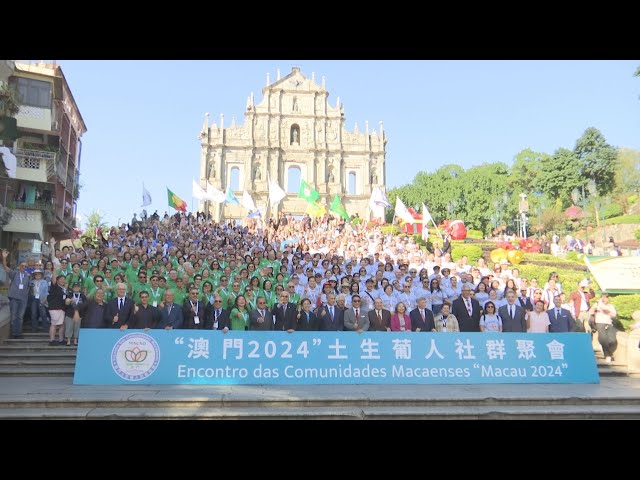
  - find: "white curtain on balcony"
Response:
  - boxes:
[0,146,17,178]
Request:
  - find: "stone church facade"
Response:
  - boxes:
[198,67,387,221]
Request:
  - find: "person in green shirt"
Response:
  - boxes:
[286,282,301,306]
[173,277,187,306]
[201,281,215,307]
[243,285,258,311]
[86,275,104,299]
[261,279,277,309]
[229,294,250,331]
[101,269,116,302]
[147,275,165,308]
[66,263,83,292]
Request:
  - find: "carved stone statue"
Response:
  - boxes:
[371,169,378,184]
[254,164,262,180]
[327,167,335,183]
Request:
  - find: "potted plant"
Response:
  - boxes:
[0,83,20,117]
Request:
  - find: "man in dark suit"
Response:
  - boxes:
[316,293,345,331]
[122,291,161,330]
[296,298,319,331]
[271,291,298,331]
[157,289,184,329]
[250,296,274,331]
[517,289,534,311]
[498,290,527,332]
[547,295,573,333]
[410,297,436,332]
[204,295,230,331]
[368,298,391,331]
[182,288,206,329]
[451,286,482,332]
[103,282,134,329]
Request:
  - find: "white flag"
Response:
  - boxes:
[206,182,226,203]
[0,146,17,178]
[268,177,287,205]
[374,187,391,208]
[394,197,415,224]
[421,204,430,242]
[192,179,207,200]
[141,184,152,207]
[241,191,257,211]
[421,203,433,224]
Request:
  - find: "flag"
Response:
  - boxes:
[225,186,240,205]
[394,197,415,224]
[167,188,187,212]
[268,175,287,205]
[421,203,433,224]
[306,201,326,217]
[206,182,226,203]
[330,195,350,222]
[241,191,257,211]
[298,179,320,203]
[373,187,391,208]
[141,184,152,207]
[192,180,207,200]
[248,209,261,218]
[0,146,17,178]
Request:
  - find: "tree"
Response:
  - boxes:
[574,127,618,196]
[534,148,582,207]
[508,148,547,195]
[81,209,109,247]
[635,66,640,77]
[614,148,640,195]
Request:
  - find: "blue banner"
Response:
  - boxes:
[73,331,599,385]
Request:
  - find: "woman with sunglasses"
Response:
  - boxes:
[479,301,502,332]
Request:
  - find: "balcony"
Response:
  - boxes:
[7,200,55,224]
[13,148,55,183]
[2,208,44,240]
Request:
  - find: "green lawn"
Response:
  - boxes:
[603,215,640,225]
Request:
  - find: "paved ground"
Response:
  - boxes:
[2,376,640,403]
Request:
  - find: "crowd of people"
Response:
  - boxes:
[1,209,619,361]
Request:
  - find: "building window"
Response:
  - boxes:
[230,167,240,191]
[287,166,301,193]
[12,77,52,109]
[290,124,300,145]
[348,172,356,195]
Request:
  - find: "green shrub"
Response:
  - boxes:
[565,251,580,262]
[466,229,484,239]
[380,225,401,235]
[413,234,433,252]
[609,294,640,330]
[451,244,484,264]
[516,263,590,296]
[635,229,640,242]
[628,194,638,205]
[602,203,624,219]
[605,214,640,225]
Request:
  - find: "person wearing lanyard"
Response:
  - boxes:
[182,289,205,329]
[2,250,31,339]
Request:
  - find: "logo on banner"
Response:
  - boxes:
[111,333,160,381]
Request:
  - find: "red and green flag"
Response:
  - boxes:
[167,188,187,212]
[298,180,320,203]
[330,194,350,222]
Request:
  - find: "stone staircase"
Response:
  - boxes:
[0,332,76,376]
[1,330,639,419]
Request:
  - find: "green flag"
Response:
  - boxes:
[298,180,320,203]
[330,194,350,222]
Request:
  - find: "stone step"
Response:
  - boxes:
[1,404,640,419]
[0,351,77,359]
[0,366,74,376]
[0,345,78,352]
[0,358,77,366]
